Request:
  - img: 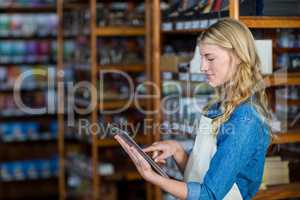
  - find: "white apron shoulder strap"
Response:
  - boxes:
[183,115,243,200]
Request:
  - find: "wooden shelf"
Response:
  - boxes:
[253,182,300,200]
[264,73,300,87]
[0,5,84,13]
[0,62,56,66]
[95,27,145,36]
[0,35,57,40]
[275,48,300,53]
[162,29,206,34]
[64,2,89,10]
[240,16,300,28]
[99,64,145,72]
[276,98,300,106]
[272,129,300,145]
[0,177,58,199]
[102,170,142,181]
[0,6,56,13]
[0,142,57,162]
[1,138,56,144]
[99,99,147,110]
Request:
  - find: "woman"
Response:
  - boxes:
[115,18,270,200]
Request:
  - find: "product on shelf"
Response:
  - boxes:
[0,65,56,90]
[277,53,300,72]
[275,87,300,126]
[63,10,90,37]
[99,73,147,101]
[0,0,56,8]
[161,0,229,31]
[0,40,55,64]
[262,0,300,16]
[262,156,290,187]
[277,30,300,48]
[0,14,57,37]
[0,40,77,64]
[97,37,144,66]
[255,40,273,75]
[0,91,55,116]
[0,120,57,142]
[96,2,145,27]
[0,156,58,182]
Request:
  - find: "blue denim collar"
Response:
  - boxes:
[205,102,223,119]
[205,95,255,119]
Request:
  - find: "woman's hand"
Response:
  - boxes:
[143,140,182,165]
[114,135,158,182]
[115,136,188,199]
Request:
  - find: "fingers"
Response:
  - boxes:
[155,159,166,164]
[152,150,159,158]
[143,141,166,154]
[154,152,169,162]
[143,145,160,153]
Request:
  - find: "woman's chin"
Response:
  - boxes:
[207,80,218,88]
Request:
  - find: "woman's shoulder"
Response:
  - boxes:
[218,101,270,146]
[230,101,265,124]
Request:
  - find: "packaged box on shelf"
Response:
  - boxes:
[0,157,58,182]
[160,54,192,72]
[255,40,273,75]
[262,156,290,186]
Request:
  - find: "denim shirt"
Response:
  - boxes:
[186,101,270,200]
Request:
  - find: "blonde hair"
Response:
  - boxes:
[198,18,271,134]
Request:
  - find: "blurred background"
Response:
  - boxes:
[0,0,299,200]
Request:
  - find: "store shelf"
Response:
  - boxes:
[0,143,57,162]
[272,129,300,145]
[162,29,206,34]
[0,6,56,13]
[102,170,142,181]
[253,182,300,200]
[275,48,300,53]
[276,98,300,106]
[0,112,58,119]
[0,86,48,93]
[99,99,147,110]
[64,2,89,10]
[0,36,57,40]
[0,62,57,66]
[264,73,300,87]
[0,5,84,13]
[99,64,145,72]
[240,16,300,28]
[95,27,145,36]
[0,177,58,199]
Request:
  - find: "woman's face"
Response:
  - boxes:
[199,43,239,87]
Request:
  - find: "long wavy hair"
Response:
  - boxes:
[198,18,271,134]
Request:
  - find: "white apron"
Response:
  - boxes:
[183,115,243,200]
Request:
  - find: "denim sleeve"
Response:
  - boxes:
[186,104,266,200]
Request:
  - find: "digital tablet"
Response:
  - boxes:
[108,124,169,178]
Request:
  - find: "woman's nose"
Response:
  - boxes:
[200,59,208,72]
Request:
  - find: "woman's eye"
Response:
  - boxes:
[207,58,215,61]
